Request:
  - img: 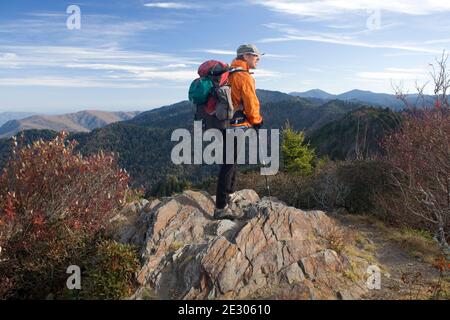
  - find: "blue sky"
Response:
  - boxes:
[1,0,450,113]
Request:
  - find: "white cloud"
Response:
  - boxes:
[165,64,189,68]
[264,53,297,59]
[306,67,324,72]
[0,52,18,60]
[252,68,283,79]
[382,52,437,57]
[0,67,278,87]
[259,24,442,54]
[0,14,182,43]
[192,49,236,56]
[327,23,362,29]
[0,77,148,88]
[0,74,198,88]
[259,34,441,53]
[356,67,428,80]
[201,49,236,55]
[425,38,450,45]
[144,2,201,9]
[195,48,297,59]
[25,12,68,18]
[0,45,202,87]
[132,70,197,81]
[0,45,200,66]
[249,0,450,18]
[66,63,158,73]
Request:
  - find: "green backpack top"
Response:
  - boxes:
[188,78,213,105]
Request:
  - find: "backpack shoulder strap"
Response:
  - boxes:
[229,67,249,74]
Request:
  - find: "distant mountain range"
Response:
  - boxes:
[0,112,37,126]
[289,89,437,110]
[0,110,140,139]
[0,89,393,196]
[0,87,431,138]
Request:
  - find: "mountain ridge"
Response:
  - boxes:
[0,112,37,127]
[289,88,438,110]
[0,110,141,139]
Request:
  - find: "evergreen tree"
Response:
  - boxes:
[281,123,316,175]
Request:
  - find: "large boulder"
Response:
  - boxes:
[116,189,369,300]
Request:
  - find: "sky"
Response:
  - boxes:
[1,0,450,113]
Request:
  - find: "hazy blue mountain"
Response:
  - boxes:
[290,89,439,110]
[255,89,302,103]
[0,110,140,139]
[0,112,37,126]
[336,90,403,109]
[289,89,335,100]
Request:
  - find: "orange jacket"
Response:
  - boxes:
[228,59,263,127]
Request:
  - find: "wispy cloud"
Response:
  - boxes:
[194,48,297,59]
[0,45,200,65]
[0,13,182,45]
[382,52,437,57]
[356,67,428,81]
[260,33,441,53]
[252,69,283,79]
[0,45,202,87]
[0,77,152,88]
[25,12,68,18]
[306,67,324,72]
[144,2,202,9]
[0,41,280,87]
[199,49,236,55]
[249,0,450,19]
[259,24,442,54]
[425,38,450,45]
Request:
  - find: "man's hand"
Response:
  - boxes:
[253,120,263,130]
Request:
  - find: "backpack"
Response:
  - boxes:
[189,60,247,130]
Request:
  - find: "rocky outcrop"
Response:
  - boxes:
[111,189,370,300]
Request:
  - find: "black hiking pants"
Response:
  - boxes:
[215,128,240,209]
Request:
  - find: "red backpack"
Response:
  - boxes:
[189,60,246,130]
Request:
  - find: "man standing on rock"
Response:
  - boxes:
[214,44,264,219]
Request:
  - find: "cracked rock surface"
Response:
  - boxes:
[112,189,369,300]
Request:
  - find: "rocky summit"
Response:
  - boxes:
[109,189,371,300]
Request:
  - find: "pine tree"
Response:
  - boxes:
[281,123,316,175]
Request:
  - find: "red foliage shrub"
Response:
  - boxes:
[0,132,130,298]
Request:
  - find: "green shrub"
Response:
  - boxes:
[237,159,393,215]
[336,160,392,213]
[149,174,190,197]
[237,170,316,209]
[73,240,139,300]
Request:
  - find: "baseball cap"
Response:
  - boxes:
[236,44,265,57]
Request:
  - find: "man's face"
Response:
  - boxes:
[244,53,260,69]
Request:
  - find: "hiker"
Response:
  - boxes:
[214,44,264,219]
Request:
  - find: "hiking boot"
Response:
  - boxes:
[214,204,241,220]
[226,192,243,209]
[226,192,239,204]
